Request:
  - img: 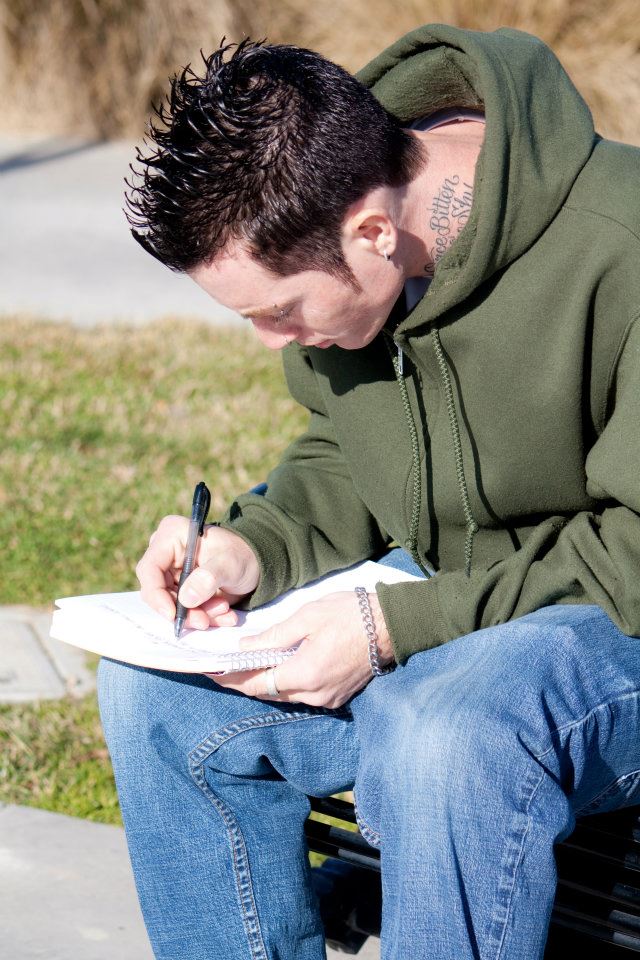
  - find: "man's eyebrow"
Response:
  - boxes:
[238,303,292,319]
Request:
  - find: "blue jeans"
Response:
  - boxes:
[98,550,640,959]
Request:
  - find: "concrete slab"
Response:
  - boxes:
[0,804,153,959]
[29,608,96,699]
[0,607,94,702]
[0,618,66,702]
[0,135,247,328]
[0,804,380,959]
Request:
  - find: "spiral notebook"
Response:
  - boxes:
[50,560,423,674]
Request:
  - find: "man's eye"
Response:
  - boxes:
[272,308,291,325]
[247,306,292,326]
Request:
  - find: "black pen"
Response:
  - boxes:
[174,481,211,638]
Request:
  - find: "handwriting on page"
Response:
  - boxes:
[98,603,220,658]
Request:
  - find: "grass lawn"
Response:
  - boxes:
[0,315,307,823]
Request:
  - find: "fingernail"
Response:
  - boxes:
[217,612,237,626]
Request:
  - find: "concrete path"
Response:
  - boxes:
[0,135,245,327]
[0,803,380,960]
[0,606,380,958]
[0,803,154,959]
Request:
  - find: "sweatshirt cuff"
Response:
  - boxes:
[216,499,298,610]
[375,577,454,663]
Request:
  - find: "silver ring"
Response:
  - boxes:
[264,666,280,698]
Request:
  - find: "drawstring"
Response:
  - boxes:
[385,338,423,570]
[431,328,478,577]
[386,328,479,578]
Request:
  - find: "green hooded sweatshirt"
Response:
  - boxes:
[220,24,640,664]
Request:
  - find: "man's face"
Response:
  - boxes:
[188,233,403,351]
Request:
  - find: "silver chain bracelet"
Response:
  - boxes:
[355,586,395,677]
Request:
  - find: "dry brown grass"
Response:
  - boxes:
[1,0,639,142]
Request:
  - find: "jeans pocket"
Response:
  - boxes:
[576,768,640,817]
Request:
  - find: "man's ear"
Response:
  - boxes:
[342,206,397,260]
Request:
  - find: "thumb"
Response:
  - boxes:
[178,542,252,609]
[178,565,219,608]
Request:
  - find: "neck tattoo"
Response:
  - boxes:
[428,173,474,270]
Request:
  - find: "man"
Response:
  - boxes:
[98,24,640,960]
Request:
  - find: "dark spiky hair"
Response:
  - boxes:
[125,38,425,285]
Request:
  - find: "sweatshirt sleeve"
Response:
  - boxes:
[217,344,390,608]
[378,317,640,663]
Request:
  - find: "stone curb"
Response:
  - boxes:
[0,605,95,703]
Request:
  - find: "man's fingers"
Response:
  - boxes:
[200,594,238,627]
[240,617,307,652]
[140,586,176,622]
[137,517,259,623]
[181,607,210,630]
[206,657,322,706]
[207,664,294,702]
[170,594,238,631]
[137,516,188,614]
[154,581,238,631]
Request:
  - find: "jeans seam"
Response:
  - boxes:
[189,707,345,763]
[489,762,547,960]
[188,708,346,959]
[188,758,267,960]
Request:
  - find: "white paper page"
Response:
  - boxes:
[51,560,424,673]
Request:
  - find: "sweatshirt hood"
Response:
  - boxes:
[357,25,596,325]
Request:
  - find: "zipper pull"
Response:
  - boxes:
[397,343,404,376]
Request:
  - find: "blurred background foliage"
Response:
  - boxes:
[0,0,639,143]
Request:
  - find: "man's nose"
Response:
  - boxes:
[252,324,295,351]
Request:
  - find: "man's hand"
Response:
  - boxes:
[207,590,395,709]
[136,516,260,630]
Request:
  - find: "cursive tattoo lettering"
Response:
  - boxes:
[428,174,474,268]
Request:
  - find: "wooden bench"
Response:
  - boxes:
[306,796,640,956]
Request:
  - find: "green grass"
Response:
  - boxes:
[0,315,307,821]
[0,316,306,606]
[0,692,122,823]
